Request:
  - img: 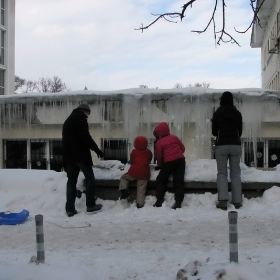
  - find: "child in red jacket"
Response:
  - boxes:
[153,122,186,209]
[119,136,153,208]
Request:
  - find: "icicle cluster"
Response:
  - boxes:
[0,88,279,162]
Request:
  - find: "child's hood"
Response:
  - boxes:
[154,122,170,138]
[134,136,148,150]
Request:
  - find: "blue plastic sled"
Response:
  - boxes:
[0,209,29,225]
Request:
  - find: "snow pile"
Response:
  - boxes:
[1,160,280,279]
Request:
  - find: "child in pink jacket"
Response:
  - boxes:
[153,122,186,209]
[119,136,153,208]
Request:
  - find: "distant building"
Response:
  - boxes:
[0,0,15,95]
[251,0,280,89]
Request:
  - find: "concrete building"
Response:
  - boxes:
[1,0,280,173]
[0,0,15,95]
[251,0,280,89]
[0,88,280,172]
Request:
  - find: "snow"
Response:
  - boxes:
[1,159,280,280]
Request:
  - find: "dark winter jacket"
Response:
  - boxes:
[153,122,185,167]
[62,108,101,166]
[212,105,242,146]
[128,136,153,180]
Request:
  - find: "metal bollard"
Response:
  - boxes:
[35,214,45,264]
[228,211,238,263]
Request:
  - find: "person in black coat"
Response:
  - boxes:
[62,103,104,217]
[212,91,243,210]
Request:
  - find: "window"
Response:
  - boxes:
[241,139,280,168]
[244,141,264,168]
[0,29,4,65]
[30,141,47,170]
[102,139,128,163]
[3,139,63,171]
[268,140,280,168]
[0,0,4,26]
[4,140,27,168]
[0,69,4,95]
[49,140,63,171]
[212,139,280,168]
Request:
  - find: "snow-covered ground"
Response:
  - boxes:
[1,159,280,280]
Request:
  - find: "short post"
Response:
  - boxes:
[228,211,238,263]
[35,214,45,264]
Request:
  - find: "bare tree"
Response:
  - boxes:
[15,75,70,93]
[135,0,267,46]
[139,85,148,88]
[25,80,38,92]
[188,82,210,88]
[174,83,183,88]
[15,76,26,91]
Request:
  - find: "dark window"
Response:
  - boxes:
[102,139,128,164]
[0,0,4,26]
[30,141,47,170]
[244,141,264,168]
[4,140,27,168]
[0,30,4,65]
[268,140,280,168]
[0,69,4,95]
[49,140,63,171]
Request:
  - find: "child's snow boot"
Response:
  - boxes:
[119,189,130,200]
[153,199,163,207]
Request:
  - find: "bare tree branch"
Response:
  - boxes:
[136,0,267,46]
[234,0,266,34]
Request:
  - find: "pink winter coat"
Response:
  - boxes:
[154,122,185,167]
[128,136,153,180]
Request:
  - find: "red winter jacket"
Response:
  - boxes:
[128,136,153,180]
[154,122,185,167]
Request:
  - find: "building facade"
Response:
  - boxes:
[251,0,280,89]
[1,88,280,171]
[0,0,15,95]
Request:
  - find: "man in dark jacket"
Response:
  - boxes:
[62,103,104,217]
[212,91,243,210]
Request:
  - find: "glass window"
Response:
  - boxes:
[30,141,47,170]
[102,139,128,163]
[0,30,4,65]
[0,69,4,95]
[49,140,63,171]
[244,141,264,168]
[268,140,280,168]
[4,140,27,168]
[0,0,4,26]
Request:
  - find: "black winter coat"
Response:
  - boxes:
[212,105,242,146]
[62,108,100,166]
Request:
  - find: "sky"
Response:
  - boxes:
[1,159,280,279]
[15,0,262,91]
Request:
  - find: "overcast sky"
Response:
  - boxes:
[15,0,261,91]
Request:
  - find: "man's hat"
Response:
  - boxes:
[77,103,91,113]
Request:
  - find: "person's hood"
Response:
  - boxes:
[217,105,240,121]
[134,136,148,150]
[154,122,170,138]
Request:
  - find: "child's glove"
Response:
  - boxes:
[155,166,161,170]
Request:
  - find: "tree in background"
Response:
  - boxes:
[136,0,266,46]
[15,75,70,93]
[174,83,183,88]
[188,82,210,88]
[15,76,25,91]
